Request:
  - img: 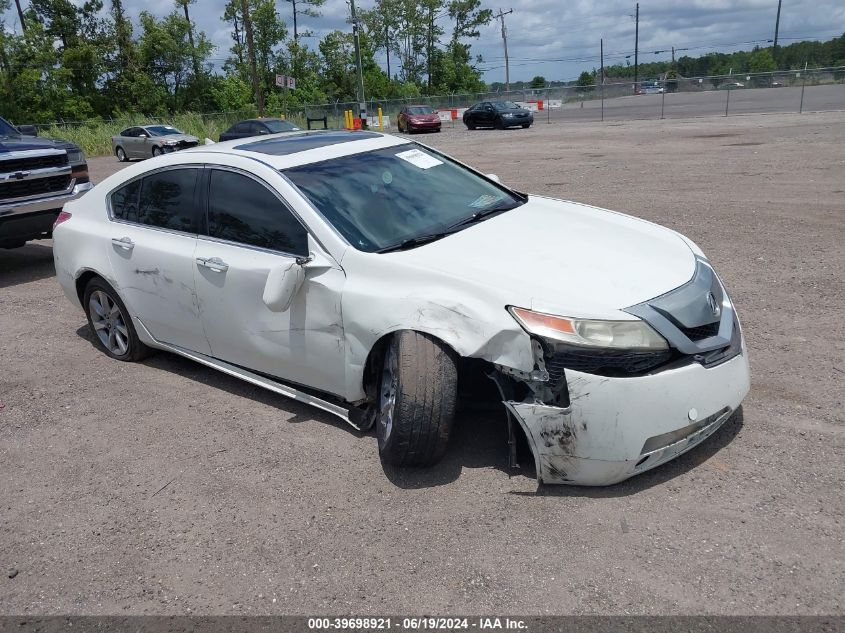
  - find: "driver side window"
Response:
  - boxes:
[204,169,309,257]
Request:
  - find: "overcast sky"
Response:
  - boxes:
[6,0,845,82]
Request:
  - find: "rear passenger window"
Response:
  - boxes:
[110,169,198,231]
[136,169,198,232]
[205,169,308,256]
[110,179,141,220]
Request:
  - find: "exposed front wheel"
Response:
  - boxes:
[522,123,531,129]
[151,146,162,157]
[115,146,127,162]
[83,278,151,362]
[377,331,457,467]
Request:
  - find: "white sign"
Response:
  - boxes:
[366,116,390,128]
[275,74,286,88]
[287,76,296,90]
[395,149,443,170]
[437,110,453,122]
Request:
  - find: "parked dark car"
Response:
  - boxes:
[219,118,300,142]
[463,101,533,130]
[397,105,441,133]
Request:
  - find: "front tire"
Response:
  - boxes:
[151,146,162,157]
[377,331,457,467]
[115,146,127,162]
[83,278,151,362]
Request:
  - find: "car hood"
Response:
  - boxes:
[382,196,697,319]
[0,136,76,153]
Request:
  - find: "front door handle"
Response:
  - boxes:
[196,256,229,272]
[111,236,134,251]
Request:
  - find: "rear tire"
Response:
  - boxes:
[83,278,152,362]
[115,146,127,162]
[377,331,457,467]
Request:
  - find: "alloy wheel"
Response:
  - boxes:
[88,290,130,356]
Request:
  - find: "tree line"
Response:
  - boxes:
[0,0,492,123]
[600,34,845,81]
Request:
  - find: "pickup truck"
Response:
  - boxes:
[0,116,92,248]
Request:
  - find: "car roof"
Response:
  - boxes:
[180,129,409,169]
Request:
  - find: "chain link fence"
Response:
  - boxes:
[305,66,845,130]
[16,66,844,155]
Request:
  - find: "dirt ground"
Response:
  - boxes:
[1,111,843,615]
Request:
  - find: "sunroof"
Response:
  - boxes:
[235,130,382,155]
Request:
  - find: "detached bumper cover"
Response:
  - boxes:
[504,350,750,486]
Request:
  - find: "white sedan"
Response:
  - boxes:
[53,130,750,486]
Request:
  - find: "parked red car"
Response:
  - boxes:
[397,105,441,134]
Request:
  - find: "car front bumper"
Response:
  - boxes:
[408,120,441,130]
[0,180,93,244]
[504,349,750,486]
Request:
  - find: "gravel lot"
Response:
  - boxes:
[1,111,843,615]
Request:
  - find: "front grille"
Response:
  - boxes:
[0,175,71,200]
[544,344,673,381]
[176,141,197,149]
[679,321,719,341]
[0,153,68,173]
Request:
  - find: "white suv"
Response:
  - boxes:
[53,130,749,486]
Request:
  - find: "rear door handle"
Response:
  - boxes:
[196,256,229,272]
[111,236,134,251]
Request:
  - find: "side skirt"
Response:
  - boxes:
[133,319,357,429]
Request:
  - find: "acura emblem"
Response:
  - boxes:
[706,292,721,318]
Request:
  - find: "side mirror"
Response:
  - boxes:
[262,257,309,312]
[17,124,37,136]
[139,133,148,138]
[259,129,269,135]
[486,173,501,183]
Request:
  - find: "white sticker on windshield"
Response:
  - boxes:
[395,148,443,169]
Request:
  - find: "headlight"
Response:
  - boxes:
[503,112,514,117]
[509,306,668,350]
[66,148,84,164]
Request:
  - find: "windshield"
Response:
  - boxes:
[407,106,434,115]
[492,101,519,111]
[284,144,525,252]
[0,117,19,136]
[265,120,299,133]
[146,125,183,136]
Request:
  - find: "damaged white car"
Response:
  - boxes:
[53,130,750,485]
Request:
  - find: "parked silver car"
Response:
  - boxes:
[111,125,199,162]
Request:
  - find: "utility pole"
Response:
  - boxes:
[14,0,26,32]
[671,46,675,63]
[600,37,604,122]
[493,9,513,92]
[600,38,604,85]
[240,0,264,116]
[633,2,639,94]
[773,0,783,62]
[350,0,367,127]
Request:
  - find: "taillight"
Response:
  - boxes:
[53,211,72,229]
